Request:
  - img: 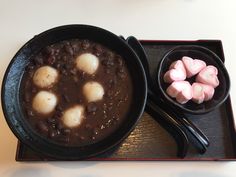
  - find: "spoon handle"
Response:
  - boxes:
[149,90,209,154]
[146,95,189,158]
[126,36,209,154]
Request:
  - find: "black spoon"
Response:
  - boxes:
[118,37,189,157]
[126,36,209,154]
[146,96,189,158]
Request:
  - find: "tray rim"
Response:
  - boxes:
[15,39,236,161]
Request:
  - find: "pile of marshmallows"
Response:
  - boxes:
[164,56,219,104]
[32,53,104,128]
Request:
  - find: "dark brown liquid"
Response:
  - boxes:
[21,39,133,146]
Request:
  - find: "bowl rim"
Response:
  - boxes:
[156,45,230,114]
[1,24,147,159]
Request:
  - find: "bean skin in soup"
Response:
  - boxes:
[21,39,133,146]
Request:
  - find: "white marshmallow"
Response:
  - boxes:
[83,81,104,102]
[76,53,99,75]
[32,91,57,114]
[33,66,58,88]
[62,105,84,128]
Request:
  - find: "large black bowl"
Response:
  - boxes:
[1,25,147,160]
[156,45,230,114]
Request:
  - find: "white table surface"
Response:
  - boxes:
[1,0,236,176]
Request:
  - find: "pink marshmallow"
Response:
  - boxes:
[192,83,215,104]
[192,83,205,104]
[166,81,185,98]
[164,69,186,83]
[166,81,192,104]
[182,56,206,78]
[169,60,186,71]
[201,83,215,101]
[164,60,186,83]
[196,65,219,88]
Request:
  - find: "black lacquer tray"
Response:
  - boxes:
[16,40,236,161]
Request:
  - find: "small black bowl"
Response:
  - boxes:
[156,45,230,114]
[1,25,147,160]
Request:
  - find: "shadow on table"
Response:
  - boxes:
[0,111,17,164]
[174,171,228,177]
[3,167,50,177]
[47,161,98,169]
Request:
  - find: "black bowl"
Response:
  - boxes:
[1,25,147,159]
[156,45,230,114]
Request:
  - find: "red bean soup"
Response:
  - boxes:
[20,39,133,146]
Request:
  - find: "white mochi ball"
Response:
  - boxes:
[32,91,57,114]
[33,66,59,88]
[76,53,99,74]
[83,81,104,102]
[62,105,85,128]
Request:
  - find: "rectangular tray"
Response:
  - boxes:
[16,40,236,161]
